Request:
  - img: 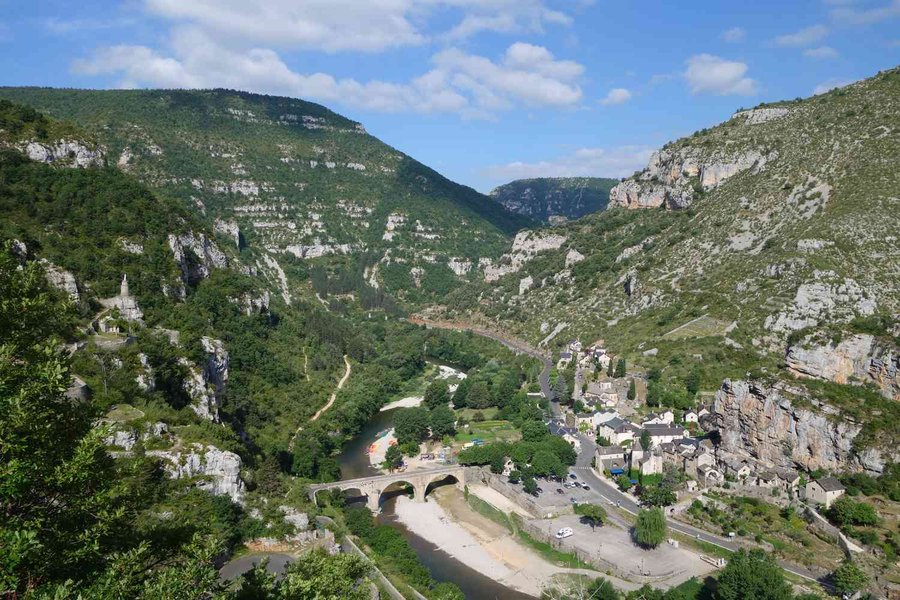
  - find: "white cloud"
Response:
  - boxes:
[482,145,655,183]
[599,88,632,105]
[830,0,900,24]
[803,45,839,59]
[683,54,758,96]
[142,0,573,53]
[440,0,572,40]
[42,17,136,35]
[72,31,583,117]
[811,77,856,95]
[720,27,745,42]
[773,24,828,47]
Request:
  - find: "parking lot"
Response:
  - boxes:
[532,512,716,588]
[525,471,618,511]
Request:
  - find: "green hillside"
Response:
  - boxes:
[442,68,900,450]
[489,176,617,222]
[0,87,531,303]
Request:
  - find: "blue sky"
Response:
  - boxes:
[1,0,898,192]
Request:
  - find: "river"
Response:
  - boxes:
[339,407,532,600]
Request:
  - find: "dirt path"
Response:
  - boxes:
[289,355,351,449]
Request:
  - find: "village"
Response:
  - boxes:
[547,338,852,549]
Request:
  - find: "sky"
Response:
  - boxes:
[1,0,898,192]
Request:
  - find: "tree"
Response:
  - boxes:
[588,577,620,600]
[394,407,431,445]
[639,428,652,450]
[832,560,868,597]
[0,255,129,592]
[466,381,492,409]
[522,420,548,442]
[596,435,611,446]
[423,379,450,410]
[551,376,570,405]
[617,474,633,491]
[523,477,538,495]
[715,549,793,600]
[508,469,521,484]
[575,503,607,530]
[627,379,636,401]
[634,508,667,548]
[278,548,370,600]
[531,450,563,477]
[828,496,880,527]
[452,377,472,408]
[684,366,701,396]
[640,484,677,507]
[429,405,456,439]
[383,444,403,472]
[431,582,466,600]
[614,358,626,378]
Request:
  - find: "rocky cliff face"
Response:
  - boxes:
[148,443,246,504]
[168,232,228,292]
[713,379,893,474]
[786,333,899,400]
[180,336,229,422]
[21,139,105,168]
[609,147,775,210]
[481,230,567,281]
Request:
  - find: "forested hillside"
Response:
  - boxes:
[489,176,617,222]
[0,87,532,304]
[0,99,539,598]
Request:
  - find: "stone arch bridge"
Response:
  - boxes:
[308,466,466,513]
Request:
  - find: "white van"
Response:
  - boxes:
[555,527,574,539]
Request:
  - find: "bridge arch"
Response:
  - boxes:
[423,472,463,499]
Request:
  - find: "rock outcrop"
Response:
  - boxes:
[765,273,877,334]
[41,260,80,302]
[168,232,228,289]
[786,333,899,399]
[148,444,246,504]
[180,337,229,423]
[483,231,567,281]
[713,379,893,474]
[609,147,774,210]
[22,139,104,168]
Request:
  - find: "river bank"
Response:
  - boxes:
[392,485,616,598]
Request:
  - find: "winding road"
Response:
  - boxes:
[289,354,351,450]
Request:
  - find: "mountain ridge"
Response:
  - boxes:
[489,176,617,222]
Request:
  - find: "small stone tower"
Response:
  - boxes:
[120,274,129,297]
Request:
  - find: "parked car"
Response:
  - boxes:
[556,488,564,494]
[536,487,544,493]
[581,484,590,491]
[555,527,574,539]
[568,473,578,479]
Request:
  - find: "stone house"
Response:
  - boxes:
[697,464,725,487]
[597,417,639,446]
[596,446,627,475]
[644,423,687,445]
[805,477,845,509]
[720,456,752,481]
[643,410,675,426]
[684,410,699,424]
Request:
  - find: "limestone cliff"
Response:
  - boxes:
[713,379,894,474]
[609,146,775,210]
[786,333,899,400]
[20,139,105,168]
[148,443,246,504]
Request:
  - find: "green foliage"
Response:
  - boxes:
[640,484,677,507]
[394,407,431,445]
[429,405,456,438]
[827,496,880,527]
[831,559,868,596]
[234,548,371,600]
[627,379,636,400]
[383,444,404,472]
[344,507,431,589]
[715,549,793,600]
[574,503,607,529]
[523,477,538,495]
[614,357,626,378]
[634,508,667,548]
[423,379,450,410]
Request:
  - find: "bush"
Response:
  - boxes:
[828,497,879,527]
